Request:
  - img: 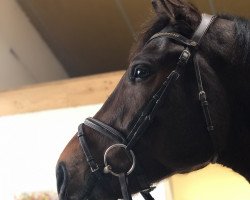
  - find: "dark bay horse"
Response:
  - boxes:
[56,0,250,199]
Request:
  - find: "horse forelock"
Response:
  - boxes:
[128,13,202,64]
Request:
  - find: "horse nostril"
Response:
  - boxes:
[56,162,68,194]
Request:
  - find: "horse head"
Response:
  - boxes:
[56,0,239,199]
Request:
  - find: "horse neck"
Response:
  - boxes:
[205,52,250,182]
[201,17,250,181]
[206,56,250,181]
[213,44,250,183]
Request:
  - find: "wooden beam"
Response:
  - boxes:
[0,71,124,116]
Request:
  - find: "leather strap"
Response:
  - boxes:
[85,117,126,143]
[119,173,133,200]
[140,191,155,200]
[147,32,197,47]
[126,70,181,150]
[192,14,217,45]
[194,57,218,163]
[192,14,218,163]
[78,124,100,172]
[77,124,103,198]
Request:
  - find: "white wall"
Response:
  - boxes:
[0,104,172,200]
[0,104,102,200]
[0,0,68,91]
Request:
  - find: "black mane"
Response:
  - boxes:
[220,14,250,67]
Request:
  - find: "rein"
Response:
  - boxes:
[77,14,218,200]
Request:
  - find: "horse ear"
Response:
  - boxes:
[151,0,201,29]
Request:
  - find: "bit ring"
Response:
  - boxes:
[103,144,136,177]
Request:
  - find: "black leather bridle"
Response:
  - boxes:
[77,14,218,200]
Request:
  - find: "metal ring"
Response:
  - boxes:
[103,144,136,177]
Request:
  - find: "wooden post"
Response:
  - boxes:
[0,71,124,116]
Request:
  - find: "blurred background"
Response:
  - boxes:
[0,0,250,200]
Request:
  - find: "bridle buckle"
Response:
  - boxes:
[179,49,191,63]
[90,163,100,173]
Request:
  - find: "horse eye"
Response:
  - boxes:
[132,67,151,80]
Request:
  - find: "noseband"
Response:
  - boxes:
[77,14,218,200]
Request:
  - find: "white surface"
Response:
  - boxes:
[0,104,172,200]
[0,0,67,91]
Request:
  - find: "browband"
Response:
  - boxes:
[147,14,217,48]
[147,32,198,47]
